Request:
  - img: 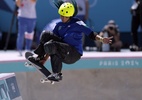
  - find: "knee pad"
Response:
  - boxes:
[44,40,57,55]
[40,30,53,44]
[25,32,34,40]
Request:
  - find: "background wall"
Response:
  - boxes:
[0,0,133,33]
[0,0,139,49]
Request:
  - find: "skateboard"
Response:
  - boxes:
[25,52,55,84]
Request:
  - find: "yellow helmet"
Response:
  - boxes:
[58,2,75,17]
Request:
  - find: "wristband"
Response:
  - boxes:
[100,37,104,43]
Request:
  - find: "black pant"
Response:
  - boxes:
[131,15,142,46]
[34,31,81,73]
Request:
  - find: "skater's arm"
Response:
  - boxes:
[89,32,113,44]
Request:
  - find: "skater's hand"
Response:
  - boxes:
[102,36,113,44]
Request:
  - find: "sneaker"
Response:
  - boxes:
[28,56,44,69]
[31,55,48,65]
[37,55,49,65]
[28,55,43,63]
[48,73,62,82]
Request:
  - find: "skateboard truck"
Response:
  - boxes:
[40,77,55,84]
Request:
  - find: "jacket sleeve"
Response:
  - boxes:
[88,32,97,40]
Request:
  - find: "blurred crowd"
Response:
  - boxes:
[0,0,142,54]
[95,20,123,52]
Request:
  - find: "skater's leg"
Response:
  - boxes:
[34,31,61,56]
[50,55,62,73]
[44,40,81,63]
[32,31,62,65]
[39,54,49,65]
[48,54,63,81]
[43,40,81,81]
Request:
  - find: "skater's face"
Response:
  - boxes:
[60,15,70,23]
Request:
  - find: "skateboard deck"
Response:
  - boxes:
[25,52,54,84]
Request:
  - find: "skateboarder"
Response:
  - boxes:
[28,0,113,82]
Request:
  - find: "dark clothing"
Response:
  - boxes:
[131,0,142,46]
[53,17,93,55]
[34,17,96,73]
[131,15,141,45]
[34,31,81,73]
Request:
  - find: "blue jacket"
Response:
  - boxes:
[53,17,93,55]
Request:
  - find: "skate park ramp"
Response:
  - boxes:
[0,50,142,72]
[0,50,142,100]
[15,68,142,100]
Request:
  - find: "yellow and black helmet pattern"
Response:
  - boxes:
[58,2,75,17]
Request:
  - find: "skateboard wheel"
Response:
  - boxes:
[40,78,45,83]
[40,78,55,84]
[25,62,29,66]
[51,81,55,85]
[25,62,33,67]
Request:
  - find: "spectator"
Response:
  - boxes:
[129,0,142,51]
[95,20,123,52]
[16,0,37,56]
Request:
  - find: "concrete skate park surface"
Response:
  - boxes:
[15,68,142,100]
[1,50,142,100]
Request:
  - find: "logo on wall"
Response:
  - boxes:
[99,60,140,67]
